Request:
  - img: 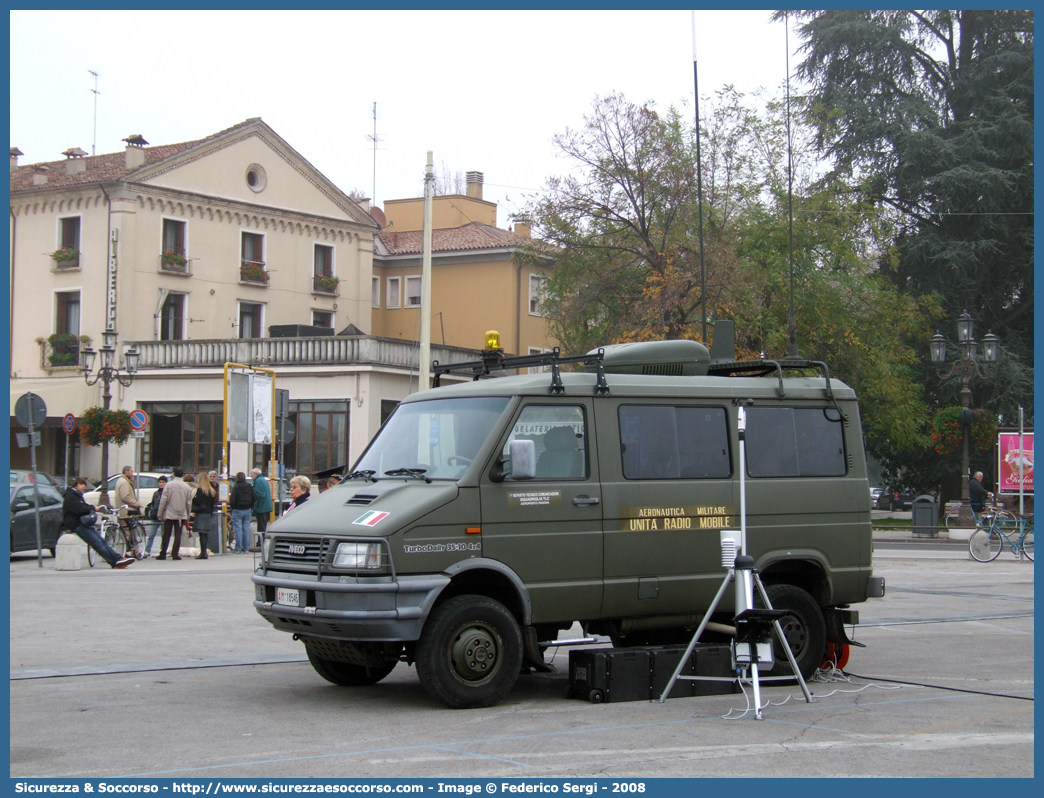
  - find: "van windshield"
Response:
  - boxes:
[356,396,511,481]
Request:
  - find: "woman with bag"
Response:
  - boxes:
[190,472,217,559]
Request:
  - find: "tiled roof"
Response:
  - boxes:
[377,222,537,256]
[10,119,257,194]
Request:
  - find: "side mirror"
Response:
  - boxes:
[509,439,536,481]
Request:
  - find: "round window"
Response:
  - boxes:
[245,163,267,193]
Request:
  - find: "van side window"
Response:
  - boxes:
[746,407,846,477]
[619,406,730,480]
[503,405,587,480]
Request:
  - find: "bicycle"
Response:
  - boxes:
[944,501,1015,529]
[97,510,125,558]
[968,514,1034,562]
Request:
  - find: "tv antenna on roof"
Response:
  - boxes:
[89,70,100,156]
[367,102,385,204]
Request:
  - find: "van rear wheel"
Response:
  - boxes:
[416,594,523,709]
[756,584,826,679]
[306,648,397,686]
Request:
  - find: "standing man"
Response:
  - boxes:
[114,465,145,559]
[156,467,195,560]
[251,467,273,552]
[968,471,992,524]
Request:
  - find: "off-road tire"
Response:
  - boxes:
[306,648,397,686]
[756,583,826,679]
[415,594,523,709]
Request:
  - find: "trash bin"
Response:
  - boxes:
[912,495,939,538]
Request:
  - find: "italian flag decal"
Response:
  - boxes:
[353,510,390,527]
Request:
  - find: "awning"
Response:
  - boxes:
[10,378,100,422]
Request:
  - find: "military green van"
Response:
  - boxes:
[252,336,884,708]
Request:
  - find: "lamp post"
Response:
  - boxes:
[929,310,999,525]
[81,328,140,508]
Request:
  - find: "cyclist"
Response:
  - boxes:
[968,471,991,524]
[114,465,146,559]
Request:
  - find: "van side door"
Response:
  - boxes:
[479,401,602,623]
[598,401,736,618]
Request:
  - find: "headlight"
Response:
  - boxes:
[333,542,381,569]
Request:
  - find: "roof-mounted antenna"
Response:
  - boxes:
[785,14,798,359]
[89,70,100,157]
[692,11,707,346]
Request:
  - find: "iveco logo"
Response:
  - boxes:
[288,544,306,555]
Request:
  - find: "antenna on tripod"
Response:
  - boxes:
[785,14,798,359]
[89,70,100,157]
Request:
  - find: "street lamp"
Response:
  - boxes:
[81,327,140,507]
[929,310,999,525]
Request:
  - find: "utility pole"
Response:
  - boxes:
[89,70,100,156]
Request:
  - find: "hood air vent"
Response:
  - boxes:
[345,494,378,506]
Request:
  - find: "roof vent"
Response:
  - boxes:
[466,171,484,199]
[63,147,89,175]
[123,134,149,169]
[591,339,711,377]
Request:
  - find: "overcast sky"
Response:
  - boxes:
[10,9,800,225]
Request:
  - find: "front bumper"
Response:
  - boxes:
[252,570,450,641]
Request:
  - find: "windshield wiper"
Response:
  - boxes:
[384,468,432,483]
[345,470,378,483]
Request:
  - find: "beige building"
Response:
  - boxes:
[371,172,555,357]
[9,120,479,483]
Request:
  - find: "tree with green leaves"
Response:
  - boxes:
[783,10,1034,385]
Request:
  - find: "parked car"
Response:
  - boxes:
[876,488,915,512]
[83,472,169,508]
[9,483,64,557]
[10,470,63,490]
[870,487,883,505]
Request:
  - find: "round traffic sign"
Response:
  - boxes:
[63,413,78,434]
[15,392,47,428]
[129,409,150,431]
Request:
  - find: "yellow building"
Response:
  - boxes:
[371,172,555,358]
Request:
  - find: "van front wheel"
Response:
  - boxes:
[416,594,523,709]
[757,584,826,679]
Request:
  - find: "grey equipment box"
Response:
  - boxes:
[568,645,737,703]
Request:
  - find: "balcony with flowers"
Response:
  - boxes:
[240,260,270,286]
[160,249,191,276]
[51,246,80,271]
[313,273,340,295]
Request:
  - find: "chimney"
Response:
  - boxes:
[10,146,22,172]
[512,215,532,239]
[63,147,88,175]
[31,164,49,186]
[122,134,149,169]
[466,171,484,200]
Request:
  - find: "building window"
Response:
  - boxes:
[312,310,333,328]
[245,163,267,193]
[160,293,186,341]
[372,277,381,308]
[314,244,334,277]
[529,273,546,316]
[527,346,552,374]
[387,276,401,309]
[380,399,399,426]
[142,402,223,473]
[406,276,422,307]
[55,291,81,336]
[239,301,264,339]
[284,401,349,475]
[59,216,80,250]
[241,232,267,284]
[161,218,189,273]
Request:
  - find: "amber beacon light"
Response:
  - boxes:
[485,330,502,351]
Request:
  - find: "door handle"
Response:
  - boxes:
[573,495,600,508]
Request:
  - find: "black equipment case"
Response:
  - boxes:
[568,645,738,703]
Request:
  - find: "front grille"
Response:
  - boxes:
[346,494,378,506]
[273,537,327,567]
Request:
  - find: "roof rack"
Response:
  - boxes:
[708,357,845,419]
[432,347,609,396]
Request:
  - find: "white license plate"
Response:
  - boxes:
[276,588,300,607]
